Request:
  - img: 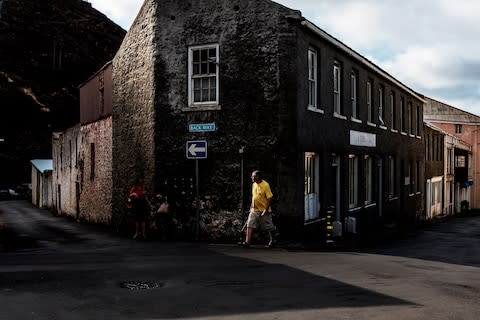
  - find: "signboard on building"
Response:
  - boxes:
[188,123,216,132]
[350,130,376,147]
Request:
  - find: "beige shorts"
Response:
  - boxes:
[246,211,275,231]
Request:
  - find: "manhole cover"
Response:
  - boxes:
[120,280,164,290]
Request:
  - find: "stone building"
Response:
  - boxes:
[52,63,113,225]
[112,0,425,241]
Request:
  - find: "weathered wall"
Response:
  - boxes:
[424,97,480,209]
[79,117,112,225]
[112,0,157,230]
[151,0,299,239]
[111,0,300,239]
[52,125,81,218]
[80,63,113,124]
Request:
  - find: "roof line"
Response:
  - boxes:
[300,20,425,103]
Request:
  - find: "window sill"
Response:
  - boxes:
[391,129,398,133]
[307,106,324,114]
[367,122,377,128]
[183,104,221,112]
[365,202,377,209]
[333,112,347,120]
[400,132,407,136]
[388,196,399,202]
[409,134,415,138]
[304,217,325,225]
[351,117,362,123]
[416,136,422,139]
[348,207,362,212]
[379,125,387,130]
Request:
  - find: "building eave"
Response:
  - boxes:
[301,20,425,103]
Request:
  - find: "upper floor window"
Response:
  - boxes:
[416,105,421,136]
[455,124,462,134]
[400,97,405,132]
[308,48,318,108]
[351,70,358,119]
[367,80,373,123]
[408,102,413,134]
[378,85,385,126]
[333,60,342,114]
[188,44,219,106]
[390,92,396,130]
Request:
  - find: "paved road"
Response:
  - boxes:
[1,200,479,320]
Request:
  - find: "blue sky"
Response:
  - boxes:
[90,0,480,115]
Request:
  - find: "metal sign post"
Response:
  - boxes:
[186,140,208,240]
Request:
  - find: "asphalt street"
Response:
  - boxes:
[1,200,479,320]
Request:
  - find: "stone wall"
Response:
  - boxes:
[112,0,157,231]
[52,125,81,218]
[112,0,300,239]
[78,117,112,225]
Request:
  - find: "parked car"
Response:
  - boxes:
[0,188,21,200]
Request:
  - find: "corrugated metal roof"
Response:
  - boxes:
[31,159,53,173]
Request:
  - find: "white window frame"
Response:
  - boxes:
[351,70,358,119]
[349,154,359,209]
[367,80,372,123]
[408,102,413,135]
[304,152,320,222]
[333,61,341,114]
[390,92,396,131]
[188,44,219,107]
[400,97,405,133]
[378,86,385,126]
[308,48,317,109]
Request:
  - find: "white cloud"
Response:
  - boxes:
[88,0,144,30]
[89,0,480,115]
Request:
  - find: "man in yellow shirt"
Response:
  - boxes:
[239,170,275,248]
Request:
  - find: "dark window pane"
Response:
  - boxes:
[202,89,209,101]
[201,49,208,62]
[202,78,209,89]
[194,78,201,90]
[193,50,200,63]
[201,62,208,74]
[209,48,216,59]
[193,63,199,75]
[209,88,216,101]
[210,77,216,89]
[194,89,200,102]
[208,62,216,74]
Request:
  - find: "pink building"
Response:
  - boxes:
[424,97,477,209]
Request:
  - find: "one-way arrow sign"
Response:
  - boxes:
[186,140,207,159]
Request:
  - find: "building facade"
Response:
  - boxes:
[111,0,425,241]
[424,97,477,209]
[51,63,113,224]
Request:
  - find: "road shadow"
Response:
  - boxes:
[344,215,480,269]
[0,243,415,319]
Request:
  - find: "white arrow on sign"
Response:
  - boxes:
[188,143,206,156]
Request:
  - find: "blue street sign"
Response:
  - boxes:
[188,123,216,132]
[186,140,207,159]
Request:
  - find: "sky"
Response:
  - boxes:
[89,0,480,115]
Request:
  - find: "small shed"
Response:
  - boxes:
[31,159,53,209]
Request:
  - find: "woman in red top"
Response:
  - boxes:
[128,178,149,239]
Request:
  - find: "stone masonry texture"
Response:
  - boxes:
[112,0,300,239]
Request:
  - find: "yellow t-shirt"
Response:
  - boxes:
[252,180,273,212]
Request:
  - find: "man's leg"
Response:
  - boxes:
[245,226,253,244]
